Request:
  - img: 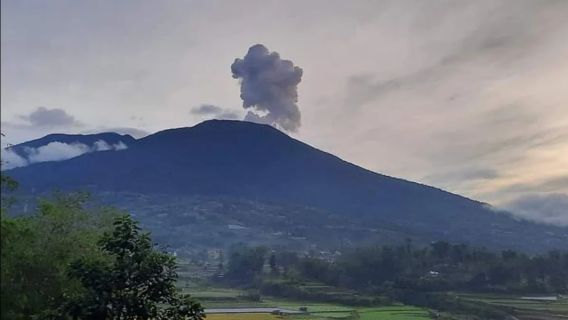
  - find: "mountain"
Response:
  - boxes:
[5,120,568,253]
[8,132,136,158]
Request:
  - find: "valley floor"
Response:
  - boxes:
[187,287,568,320]
[456,293,568,320]
[204,305,431,320]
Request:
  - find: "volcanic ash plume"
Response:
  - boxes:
[231,44,303,132]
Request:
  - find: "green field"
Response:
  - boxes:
[192,287,433,320]
[207,314,281,320]
[189,286,568,320]
[204,306,431,320]
[356,306,431,320]
[457,293,568,320]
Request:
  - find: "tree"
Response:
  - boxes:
[269,253,278,275]
[226,245,267,284]
[63,215,204,320]
[1,173,18,210]
[430,241,451,260]
[217,250,225,275]
[1,192,117,319]
[1,133,19,207]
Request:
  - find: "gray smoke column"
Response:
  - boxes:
[231,44,303,132]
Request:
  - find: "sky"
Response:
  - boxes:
[1,0,567,224]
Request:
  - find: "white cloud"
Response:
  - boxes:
[1,140,129,170]
[25,142,90,163]
[505,193,568,226]
[113,141,128,150]
[93,140,112,151]
[0,148,28,170]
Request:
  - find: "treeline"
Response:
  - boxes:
[219,243,567,319]
[221,241,568,295]
[1,177,204,320]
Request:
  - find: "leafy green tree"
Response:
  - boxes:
[1,133,19,208]
[226,245,267,284]
[1,172,19,211]
[63,215,204,320]
[1,193,116,319]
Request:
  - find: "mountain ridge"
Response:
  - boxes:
[5,120,567,252]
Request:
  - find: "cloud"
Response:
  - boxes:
[190,104,241,120]
[1,0,567,207]
[231,44,303,132]
[538,176,568,192]
[1,107,86,144]
[25,142,91,163]
[505,193,568,226]
[113,141,128,150]
[496,176,568,195]
[191,104,223,115]
[20,107,80,127]
[93,140,129,151]
[1,140,128,170]
[343,2,558,109]
[424,167,499,187]
[0,148,28,170]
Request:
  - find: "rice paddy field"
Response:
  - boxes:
[188,286,568,319]
[205,306,431,320]
[190,287,432,320]
[457,293,568,320]
[207,314,281,320]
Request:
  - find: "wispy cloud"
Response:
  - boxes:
[190,104,240,120]
[504,193,568,226]
[19,107,81,127]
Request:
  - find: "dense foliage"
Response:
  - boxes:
[329,241,568,294]
[1,193,116,319]
[225,245,268,284]
[0,175,204,320]
[62,215,204,320]
[220,243,567,319]
[223,242,568,295]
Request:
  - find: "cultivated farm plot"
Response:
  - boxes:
[204,304,431,320]
[356,307,431,320]
[458,293,568,320]
[192,288,244,299]
[207,314,282,320]
[192,287,433,320]
[274,303,355,313]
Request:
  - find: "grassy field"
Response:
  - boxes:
[457,293,568,320]
[190,286,568,319]
[192,286,433,320]
[356,307,431,320]
[300,307,430,320]
[207,314,282,320]
[204,306,431,320]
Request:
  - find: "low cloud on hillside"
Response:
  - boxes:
[505,193,568,226]
[1,140,127,170]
